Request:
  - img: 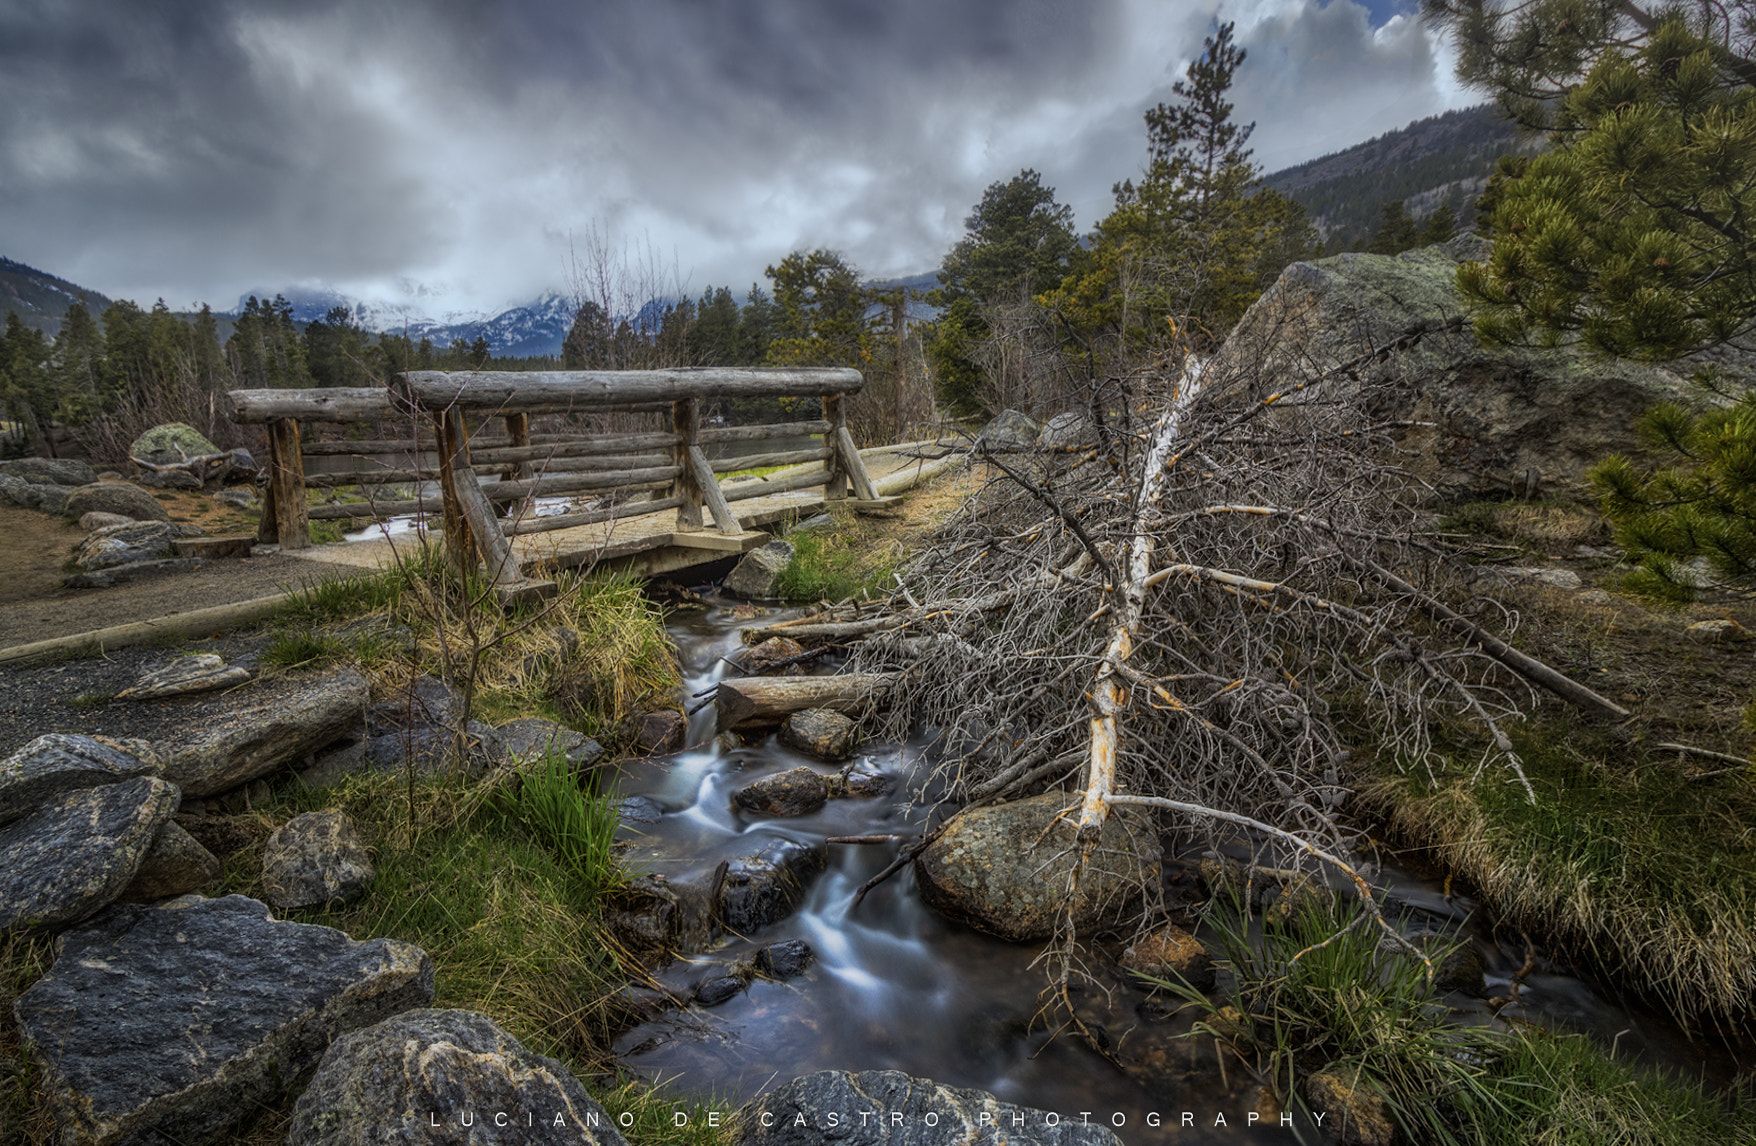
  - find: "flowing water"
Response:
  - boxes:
[608,595,1746,1143]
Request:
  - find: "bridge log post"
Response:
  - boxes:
[436,406,479,573]
[265,417,310,550]
[672,398,705,532]
[495,412,533,518]
[822,394,848,502]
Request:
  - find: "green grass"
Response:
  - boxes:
[1153,895,1753,1145]
[1360,717,1756,1021]
[776,521,899,603]
[493,749,626,898]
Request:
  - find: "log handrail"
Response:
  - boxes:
[394,367,862,413]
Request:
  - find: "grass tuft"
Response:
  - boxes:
[494,749,626,898]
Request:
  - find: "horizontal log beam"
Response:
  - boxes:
[720,466,832,503]
[229,388,393,424]
[479,466,681,500]
[306,469,424,488]
[699,420,831,443]
[714,672,897,730]
[504,495,684,536]
[308,498,439,521]
[396,367,863,413]
[711,447,831,473]
[300,439,434,457]
[466,433,681,464]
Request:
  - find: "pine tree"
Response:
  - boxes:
[1368,200,1422,254]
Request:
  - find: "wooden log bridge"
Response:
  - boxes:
[228,368,892,602]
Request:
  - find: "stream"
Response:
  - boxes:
[607,594,1744,1143]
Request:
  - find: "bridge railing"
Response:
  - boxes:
[227,367,879,594]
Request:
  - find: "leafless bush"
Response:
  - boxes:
[79,352,254,463]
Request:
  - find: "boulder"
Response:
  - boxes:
[779,708,858,761]
[14,895,434,1146]
[0,733,161,826]
[139,467,203,490]
[79,510,134,531]
[719,837,827,933]
[261,810,374,912]
[694,975,745,1007]
[733,767,830,817]
[1687,618,1750,642]
[1038,411,1097,450]
[1485,565,1583,591]
[1121,924,1215,992]
[368,673,462,732]
[114,653,253,700]
[603,873,716,957]
[289,1008,627,1146]
[118,820,222,902]
[157,668,369,797]
[975,409,1042,452]
[0,776,179,936]
[302,723,500,788]
[0,472,72,513]
[129,422,219,467]
[629,709,686,755]
[1219,234,1726,501]
[735,635,808,675]
[213,486,258,510]
[740,1070,1122,1146]
[914,792,1161,942]
[835,770,894,798]
[754,938,815,980]
[0,456,97,487]
[65,557,205,589]
[1411,930,1487,996]
[724,539,796,599]
[1306,1066,1400,1146]
[62,480,171,522]
[493,716,605,770]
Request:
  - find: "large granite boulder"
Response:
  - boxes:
[261,810,374,912]
[368,673,463,731]
[129,422,220,466]
[289,1009,628,1146]
[0,776,179,936]
[0,471,72,513]
[73,521,206,572]
[779,708,858,761]
[61,480,171,522]
[157,668,368,797]
[725,540,796,599]
[913,791,1161,942]
[1217,234,1738,501]
[13,895,434,1146]
[0,456,98,487]
[739,1069,1121,1146]
[0,733,161,826]
[975,409,1043,452]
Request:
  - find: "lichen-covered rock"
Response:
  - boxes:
[14,895,434,1146]
[733,767,829,817]
[740,1070,1122,1146]
[0,733,161,826]
[289,1008,627,1146]
[115,654,253,700]
[1121,924,1216,992]
[118,820,221,902]
[779,708,858,761]
[157,668,368,797]
[73,520,205,570]
[1306,1066,1400,1146]
[976,409,1043,452]
[724,539,795,599]
[79,510,134,531]
[139,468,203,490]
[0,776,179,936]
[65,556,205,589]
[493,716,605,770]
[62,481,170,522]
[603,873,716,957]
[735,636,807,675]
[914,792,1161,942]
[262,810,374,912]
[368,674,462,731]
[1687,618,1750,642]
[719,837,827,933]
[129,422,220,466]
[0,471,73,512]
[1,456,97,487]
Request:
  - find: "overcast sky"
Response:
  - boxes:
[0,0,1476,320]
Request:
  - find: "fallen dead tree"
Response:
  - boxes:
[714,672,898,730]
[771,307,1629,975]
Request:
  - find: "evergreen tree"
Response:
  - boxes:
[1422,201,1459,245]
[0,312,54,439]
[1368,200,1422,254]
[305,306,372,388]
[50,303,103,421]
[764,250,871,366]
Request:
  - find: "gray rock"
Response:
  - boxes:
[734,635,808,675]
[0,777,179,936]
[1687,618,1750,642]
[213,486,258,510]
[733,767,829,817]
[617,796,664,825]
[222,448,258,482]
[14,895,435,1146]
[493,716,605,770]
[740,1069,1122,1146]
[65,556,206,589]
[0,456,98,487]
[1411,930,1487,996]
[976,409,1043,452]
[629,709,686,755]
[0,471,72,513]
[262,810,374,912]
[719,837,827,933]
[1219,236,1725,501]
[361,723,499,777]
[115,653,253,700]
[0,733,162,827]
[725,539,796,599]
[754,938,814,980]
[79,510,135,531]
[138,467,203,490]
[603,873,716,956]
[1485,565,1583,591]
[914,791,1161,942]
[791,512,835,533]
[289,1008,627,1146]
[157,668,369,797]
[118,820,221,902]
[129,422,220,467]
[62,481,171,522]
[779,708,858,761]
[74,520,204,570]
[368,674,462,731]
[1038,411,1096,449]
[694,975,745,1007]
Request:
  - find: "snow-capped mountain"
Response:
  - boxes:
[232,287,577,358]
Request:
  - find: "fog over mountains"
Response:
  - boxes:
[236,285,578,359]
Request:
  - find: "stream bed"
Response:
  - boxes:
[606,595,1743,1143]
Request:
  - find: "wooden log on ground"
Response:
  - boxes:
[714,673,898,731]
[229,388,393,424]
[396,368,863,413]
[836,426,880,501]
[700,420,831,443]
